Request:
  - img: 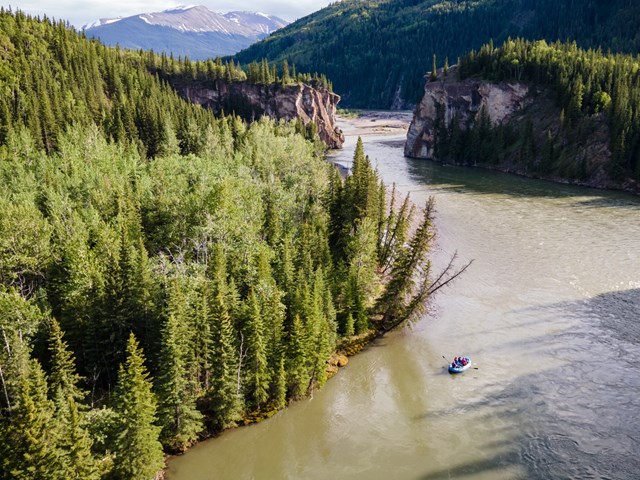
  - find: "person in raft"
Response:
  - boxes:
[451,357,468,368]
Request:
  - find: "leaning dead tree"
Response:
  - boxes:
[375,196,473,332]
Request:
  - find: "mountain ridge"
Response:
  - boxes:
[231,0,640,108]
[84,5,288,59]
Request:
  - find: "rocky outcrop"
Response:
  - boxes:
[405,72,530,158]
[404,69,640,195]
[180,80,345,148]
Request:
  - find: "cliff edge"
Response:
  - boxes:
[405,72,530,158]
[404,68,638,194]
[180,80,345,149]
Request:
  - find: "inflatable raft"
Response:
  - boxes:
[448,356,471,374]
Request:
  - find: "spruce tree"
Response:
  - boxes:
[376,198,436,329]
[47,318,84,404]
[0,359,59,480]
[156,313,203,452]
[243,290,269,408]
[47,319,100,479]
[55,398,101,480]
[207,246,241,429]
[111,334,163,480]
[272,355,287,409]
[285,314,309,398]
[430,53,438,81]
[305,268,334,391]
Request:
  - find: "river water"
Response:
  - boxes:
[166,112,640,480]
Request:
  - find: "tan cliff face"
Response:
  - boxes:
[403,70,640,195]
[405,73,530,158]
[181,80,345,149]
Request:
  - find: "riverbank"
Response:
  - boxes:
[164,111,420,476]
[167,111,640,480]
[336,109,413,137]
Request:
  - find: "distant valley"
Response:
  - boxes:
[83,5,288,59]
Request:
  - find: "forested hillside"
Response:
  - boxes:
[233,0,640,108]
[0,11,437,479]
[0,8,330,158]
[427,39,640,185]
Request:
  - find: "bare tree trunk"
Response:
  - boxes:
[0,364,10,414]
[1,327,12,414]
[236,332,246,397]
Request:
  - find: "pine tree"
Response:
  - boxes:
[285,314,309,398]
[46,319,100,479]
[47,318,84,404]
[207,246,241,429]
[430,53,438,81]
[344,312,355,337]
[55,397,101,480]
[272,355,287,409]
[0,359,59,480]
[305,268,334,392]
[243,290,269,408]
[346,217,379,314]
[111,334,163,480]
[156,313,203,451]
[281,59,290,87]
[376,198,436,329]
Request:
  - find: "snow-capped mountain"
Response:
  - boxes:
[83,5,288,59]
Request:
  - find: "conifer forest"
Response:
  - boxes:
[3,0,640,478]
[0,10,434,479]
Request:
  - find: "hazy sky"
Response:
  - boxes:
[10,1,334,28]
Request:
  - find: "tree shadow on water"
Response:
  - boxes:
[522,288,640,346]
[408,289,640,480]
[405,158,640,207]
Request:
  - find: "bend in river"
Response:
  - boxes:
[167,111,640,480]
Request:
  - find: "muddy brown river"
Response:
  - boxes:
[166,112,640,480]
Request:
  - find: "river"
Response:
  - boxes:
[166,112,640,480]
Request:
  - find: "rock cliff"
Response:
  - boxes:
[405,72,530,158]
[404,69,639,194]
[179,80,345,149]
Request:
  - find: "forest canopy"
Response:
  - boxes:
[0,10,438,479]
[428,38,640,182]
[232,0,640,108]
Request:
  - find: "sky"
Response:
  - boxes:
[9,1,334,28]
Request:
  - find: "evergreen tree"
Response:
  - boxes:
[0,359,59,480]
[46,319,100,479]
[156,313,203,451]
[111,334,163,480]
[304,268,334,391]
[47,318,84,404]
[284,314,309,398]
[281,59,290,86]
[243,290,269,408]
[430,53,438,81]
[376,198,436,329]
[272,355,287,409]
[207,246,241,429]
[55,398,101,480]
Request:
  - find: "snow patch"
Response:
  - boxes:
[163,5,196,13]
[83,17,122,29]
